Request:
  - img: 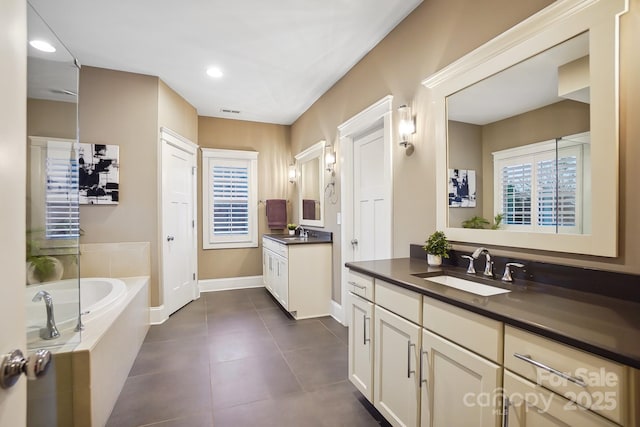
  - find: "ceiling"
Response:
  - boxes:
[28,0,423,125]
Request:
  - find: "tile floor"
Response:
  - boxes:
[106,288,387,427]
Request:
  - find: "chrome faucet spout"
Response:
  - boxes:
[471,247,489,259]
[32,290,61,340]
[471,248,493,277]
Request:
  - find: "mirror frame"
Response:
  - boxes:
[422,0,627,257]
[295,140,326,227]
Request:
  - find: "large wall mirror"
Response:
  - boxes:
[295,140,325,227]
[423,0,627,257]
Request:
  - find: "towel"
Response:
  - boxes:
[302,199,316,220]
[266,199,287,229]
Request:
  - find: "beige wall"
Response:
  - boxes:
[292,0,640,303]
[27,98,77,139]
[480,99,590,220]
[448,120,482,227]
[198,116,291,280]
[158,80,198,142]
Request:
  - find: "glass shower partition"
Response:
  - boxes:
[26,3,81,425]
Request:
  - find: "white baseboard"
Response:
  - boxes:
[199,275,264,293]
[330,300,344,325]
[149,304,167,325]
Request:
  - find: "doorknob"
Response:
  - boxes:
[166,236,175,242]
[350,239,358,246]
[0,349,52,389]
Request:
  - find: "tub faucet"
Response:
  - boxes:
[471,247,494,278]
[32,290,61,340]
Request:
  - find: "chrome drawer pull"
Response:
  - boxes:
[363,315,371,345]
[407,342,416,378]
[419,348,428,385]
[348,281,367,290]
[502,397,510,427]
[513,353,587,387]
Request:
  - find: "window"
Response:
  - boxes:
[46,142,80,239]
[493,134,589,234]
[202,148,258,249]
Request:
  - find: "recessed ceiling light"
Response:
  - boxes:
[29,40,56,53]
[206,67,224,78]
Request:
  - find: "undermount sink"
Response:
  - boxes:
[420,275,511,297]
[281,236,308,241]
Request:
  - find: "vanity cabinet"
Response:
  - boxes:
[374,305,421,427]
[262,236,331,319]
[421,329,502,427]
[348,293,374,401]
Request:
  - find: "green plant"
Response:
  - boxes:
[462,216,490,229]
[287,223,298,230]
[423,231,451,258]
[26,235,56,280]
[491,213,504,230]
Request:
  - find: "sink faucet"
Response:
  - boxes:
[296,225,308,238]
[32,290,60,340]
[502,262,525,283]
[471,247,493,278]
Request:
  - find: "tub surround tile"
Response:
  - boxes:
[80,242,150,278]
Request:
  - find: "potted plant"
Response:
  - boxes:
[287,223,298,236]
[423,231,451,266]
[26,234,63,285]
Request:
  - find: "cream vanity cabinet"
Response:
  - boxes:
[421,296,503,427]
[261,236,331,319]
[348,270,375,401]
[503,325,635,427]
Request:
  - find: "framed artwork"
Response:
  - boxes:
[78,143,119,205]
[449,169,476,207]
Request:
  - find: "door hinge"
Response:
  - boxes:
[192,166,195,176]
[193,273,196,280]
[192,219,195,228]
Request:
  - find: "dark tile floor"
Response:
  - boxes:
[107,288,386,427]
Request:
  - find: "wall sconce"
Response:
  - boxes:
[325,148,336,172]
[288,164,297,183]
[398,104,415,148]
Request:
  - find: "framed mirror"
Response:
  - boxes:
[422,0,627,257]
[295,140,325,227]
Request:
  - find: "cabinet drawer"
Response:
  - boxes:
[347,270,374,301]
[375,279,421,324]
[504,325,628,425]
[263,237,287,257]
[423,296,503,363]
[504,370,618,427]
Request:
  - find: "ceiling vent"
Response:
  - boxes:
[220,108,241,114]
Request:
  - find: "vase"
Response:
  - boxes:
[427,254,442,267]
[288,229,295,235]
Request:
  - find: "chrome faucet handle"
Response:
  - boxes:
[502,262,525,282]
[461,255,476,274]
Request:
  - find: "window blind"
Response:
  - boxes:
[501,162,532,225]
[211,165,249,235]
[45,147,80,240]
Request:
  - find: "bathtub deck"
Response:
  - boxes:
[106,288,385,426]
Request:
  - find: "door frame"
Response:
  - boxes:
[338,95,394,325]
[156,127,198,323]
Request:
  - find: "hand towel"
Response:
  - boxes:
[266,199,287,229]
[302,199,317,220]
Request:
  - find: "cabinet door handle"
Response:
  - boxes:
[513,353,587,387]
[419,348,428,385]
[407,342,416,378]
[502,397,510,427]
[348,281,366,290]
[363,315,371,345]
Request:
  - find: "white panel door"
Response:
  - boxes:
[374,306,421,427]
[162,136,197,316]
[0,0,27,422]
[348,293,374,401]
[353,127,391,261]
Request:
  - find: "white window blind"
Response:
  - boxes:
[202,149,258,249]
[494,137,585,234]
[212,165,249,235]
[46,143,80,240]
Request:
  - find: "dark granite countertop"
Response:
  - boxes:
[263,233,332,245]
[346,257,640,369]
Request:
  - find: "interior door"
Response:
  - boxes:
[161,131,197,317]
[0,0,27,422]
[353,126,391,261]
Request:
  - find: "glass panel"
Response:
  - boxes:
[27,3,80,352]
